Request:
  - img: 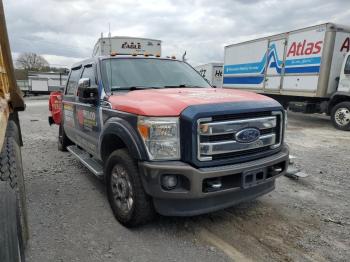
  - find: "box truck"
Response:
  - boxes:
[195,63,223,87]
[223,23,350,130]
[92,36,161,57]
[26,72,68,95]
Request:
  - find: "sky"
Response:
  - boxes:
[4,0,350,68]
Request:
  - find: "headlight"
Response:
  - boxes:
[137,117,180,160]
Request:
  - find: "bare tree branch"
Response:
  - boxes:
[15,52,49,71]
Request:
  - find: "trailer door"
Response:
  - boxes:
[264,38,287,92]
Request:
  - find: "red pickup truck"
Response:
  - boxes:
[49,55,289,227]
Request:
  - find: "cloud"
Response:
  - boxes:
[4,0,350,67]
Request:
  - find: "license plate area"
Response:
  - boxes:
[242,168,267,189]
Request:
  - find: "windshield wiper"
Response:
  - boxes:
[111,86,161,91]
[163,84,203,88]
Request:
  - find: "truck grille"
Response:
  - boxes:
[197,111,283,161]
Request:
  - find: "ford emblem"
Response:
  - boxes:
[235,128,260,143]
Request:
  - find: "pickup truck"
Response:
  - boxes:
[49,54,289,227]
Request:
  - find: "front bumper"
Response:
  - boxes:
[139,145,289,216]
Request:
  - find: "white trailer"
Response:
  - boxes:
[195,63,223,87]
[92,36,161,57]
[28,72,68,95]
[223,23,350,130]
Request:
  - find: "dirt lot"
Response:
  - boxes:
[21,98,349,262]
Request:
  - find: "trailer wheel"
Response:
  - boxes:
[0,132,28,248]
[331,102,350,131]
[0,182,25,262]
[58,125,72,151]
[105,149,155,227]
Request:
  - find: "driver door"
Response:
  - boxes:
[74,63,100,156]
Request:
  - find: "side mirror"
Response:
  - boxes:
[77,78,98,104]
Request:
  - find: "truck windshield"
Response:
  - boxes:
[101,58,211,91]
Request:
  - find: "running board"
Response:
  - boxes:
[67,145,104,178]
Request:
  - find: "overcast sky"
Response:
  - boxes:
[4,0,350,68]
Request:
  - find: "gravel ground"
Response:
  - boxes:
[20,98,349,261]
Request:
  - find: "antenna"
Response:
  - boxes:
[182,51,187,62]
[108,22,113,93]
[108,22,112,53]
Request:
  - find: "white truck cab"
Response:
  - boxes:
[338,53,350,93]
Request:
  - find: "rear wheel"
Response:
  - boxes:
[0,182,25,262]
[58,124,72,151]
[105,149,155,227]
[331,102,350,131]
[0,124,28,247]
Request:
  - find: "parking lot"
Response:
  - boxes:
[21,97,350,262]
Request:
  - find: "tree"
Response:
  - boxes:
[15,52,49,71]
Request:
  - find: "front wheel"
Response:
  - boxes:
[105,149,155,227]
[331,101,350,131]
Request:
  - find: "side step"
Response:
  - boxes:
[67,145,104,178]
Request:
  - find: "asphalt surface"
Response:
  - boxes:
[20,98,350,262]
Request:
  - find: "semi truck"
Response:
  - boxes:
[195,63,223,87]
[0,1,28,261]
[49,38,289,227]
[92,36,161,57]
[223,23,350,130]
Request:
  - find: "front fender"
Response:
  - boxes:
[98,117,148,161]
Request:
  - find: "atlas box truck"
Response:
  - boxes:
[93,36,161,57]
[195,63,223,87]
[223,23,350,130]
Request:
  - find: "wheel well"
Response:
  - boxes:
[101,134,127,162]
[329,95,350,114]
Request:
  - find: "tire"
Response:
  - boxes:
[331,101,350,131]
[0,181,25,262]
[0,132,28,249]
[58,124,72,151]
[105,149,155,227]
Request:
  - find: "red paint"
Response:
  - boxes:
[48,91,62,125]
[108,88,272,116]
[340,37,350,52]
[287,40,323,57]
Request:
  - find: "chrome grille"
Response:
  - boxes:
[197,111,283,161]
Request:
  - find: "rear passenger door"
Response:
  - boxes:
[74,64,100,156]
[62,66,82,143]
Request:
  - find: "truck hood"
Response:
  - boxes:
[108,88,274,116]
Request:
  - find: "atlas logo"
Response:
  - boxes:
[287,40,323,57]
[235,128,260,143]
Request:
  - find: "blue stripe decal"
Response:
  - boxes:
[224,42,321,76]
[285,66,320,73]
[223,76,264,84]
[285,57,321,66]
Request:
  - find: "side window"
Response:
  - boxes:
[81,65,97,85]
[66,68,81,95]
[344,56,350,75]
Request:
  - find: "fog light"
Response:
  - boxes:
[161,175,178,190]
